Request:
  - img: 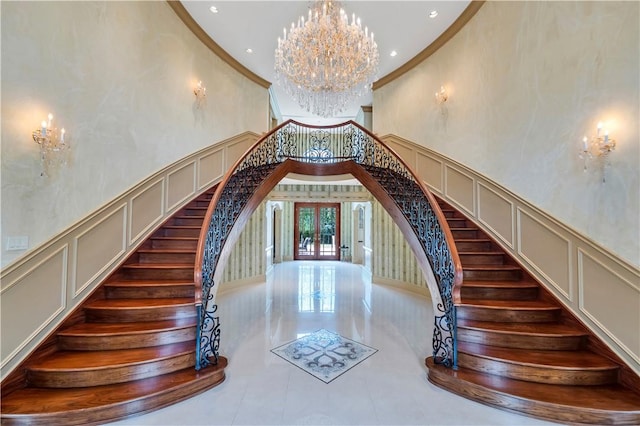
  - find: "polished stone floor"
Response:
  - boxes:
[109,261,556,426]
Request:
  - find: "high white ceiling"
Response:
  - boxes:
[181,1,470,125]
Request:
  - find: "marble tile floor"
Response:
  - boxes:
[108,261,558,426]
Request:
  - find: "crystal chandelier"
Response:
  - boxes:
[274,0,379,118]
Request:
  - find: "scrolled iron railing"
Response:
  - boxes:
[194,120,462,370]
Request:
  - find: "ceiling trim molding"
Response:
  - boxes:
[372,1,485,90]
[167,1,271,89]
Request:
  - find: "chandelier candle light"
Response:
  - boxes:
[274,0,379,118]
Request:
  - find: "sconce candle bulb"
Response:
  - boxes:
[579,122,616,182]
[32,112,70,176]
[193,80,207,108]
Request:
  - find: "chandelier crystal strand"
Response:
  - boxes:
[274,0,379,118]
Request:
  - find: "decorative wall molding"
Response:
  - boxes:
[0,132,260,380]
[381,133,640,374]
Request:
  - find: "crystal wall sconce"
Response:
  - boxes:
[194,80,207,108]
[435,86,448,104]
[579,122,616,182]
[32,113,69,177]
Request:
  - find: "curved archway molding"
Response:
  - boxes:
[194,121,462,371]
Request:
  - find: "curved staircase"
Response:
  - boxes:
[427,198,640,425]
[1,188,227,426]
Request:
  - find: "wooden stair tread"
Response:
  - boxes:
[462,265,521,271]
[1,361,227,425]
[104,280,194,288]
[28,342,194,371]
[427,358,640,417]
[458,299,559,310]
[150,236,198,240]
[136,249,196,254]
[121,263,194,269]
[58,319,196,337]
[86,298,194,308]
[458,342,619,370]
[173,215,205,219]
[458,251,504,255]
[461,280,538,289]
[457,319,587,336]
[161,225,201,229]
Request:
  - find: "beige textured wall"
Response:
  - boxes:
[374,1,639,267]
[1,1,268,267]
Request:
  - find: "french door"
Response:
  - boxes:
[294,203,340,260]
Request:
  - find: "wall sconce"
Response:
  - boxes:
[32,113,70,177]
[435,86,448,104]
[579,122,616,182]
[194,80,207,108]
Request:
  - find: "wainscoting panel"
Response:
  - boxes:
[0,131,260,380]
[444,165,475,216]
[579,249,640,364]
[129,179,165,246]
[198,147,224,190]
[478,183,514,249]
[226,136,255,168]
[380,134,640,374]
[1,246,67,368]
[416,152,444,193]
[517,208,571,300]
[167,161,197,213]
[386,138,416,169]
[73,205,127,297]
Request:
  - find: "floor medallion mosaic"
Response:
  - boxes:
[271,329,377,383]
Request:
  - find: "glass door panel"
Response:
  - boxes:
[294,203,340,260]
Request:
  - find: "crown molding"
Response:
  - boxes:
[372,1,485,90]
[167,1,271,89]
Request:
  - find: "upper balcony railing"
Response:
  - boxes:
[194,120,462,370]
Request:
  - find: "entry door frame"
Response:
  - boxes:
[294,202,341,260]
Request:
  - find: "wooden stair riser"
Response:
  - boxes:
[149,238,198,250]
[105,283,195,299]
[191,199,212,207]
[457,327,586,351]
[457,352,619,386]
[451,228,480,239]
[463,268,522,281]
[446,217,471,226]
[27,352,195,388]
[120,266,193,280]
[455,240,494,251]
[58,326,196,351]
[181,207,208,216]
[171,217,205,226]
[138,251,196,264]
[440,210,458,218]
[460,285,538,301]
[457,306,561,323]
[459,253,505,265]
[84,305,196,323]
[156,227,201,238]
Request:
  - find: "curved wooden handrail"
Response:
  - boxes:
[193,119,463,368]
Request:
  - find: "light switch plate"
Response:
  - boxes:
[6,236,29,251]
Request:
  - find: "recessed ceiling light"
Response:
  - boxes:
[245,48,253,54]
[390,50,398,57]
[209,5,218,14]
[429,10,438,18]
